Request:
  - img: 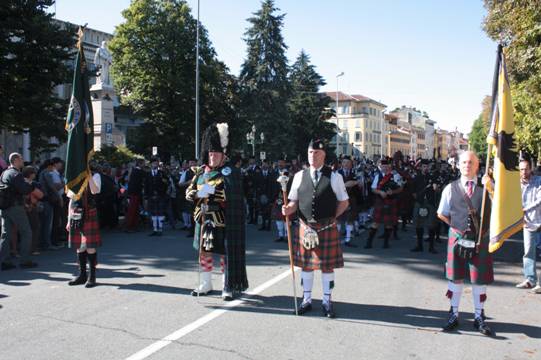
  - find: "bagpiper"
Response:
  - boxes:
[186,123,248,300]
[145,157,169,236]
[282,139,349,318]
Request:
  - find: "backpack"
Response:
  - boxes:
[0,170,13,210]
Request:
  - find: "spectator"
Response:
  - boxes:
[517,158,541,294]
[0,145,7,173]
[38,160,62,250]
[124,159,145,232]
[22,166,44,255]
[50,157,66,246]
[0,153,38,270]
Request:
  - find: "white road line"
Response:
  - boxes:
[125,268,297,360]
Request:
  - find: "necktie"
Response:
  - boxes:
[466,181,474,198]
[313,170,319,185]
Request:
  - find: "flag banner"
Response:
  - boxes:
[65,27,94,201]
[486,45,523,253]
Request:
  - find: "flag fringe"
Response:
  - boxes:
[488,218,523,253]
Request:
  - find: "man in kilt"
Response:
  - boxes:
[337,156,360,247]
[364,159,402,249]
[186,123,248,301]
[411,159,439,254]
[145,157,169,236]
[437,151,494,336]
[282,139,349,318]
[67,162,102,288]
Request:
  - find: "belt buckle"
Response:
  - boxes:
[307,218,317,224]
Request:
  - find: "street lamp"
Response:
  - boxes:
[246,124,264,157]
[335,72,344,155]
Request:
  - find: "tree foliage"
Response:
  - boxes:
[109,0,238,159]
[0,0,76,153]
[239,0,292,158]
[93,144,143,168]
[483,0,541,158]
[288,50,336,158]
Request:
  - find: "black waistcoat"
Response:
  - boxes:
[298,166,337,222]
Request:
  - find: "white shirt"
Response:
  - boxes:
[288,167,349,202]
[371,171,403,190]
[437,176,477,217]
[50,169,64,195]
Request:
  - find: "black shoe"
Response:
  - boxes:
[322,303,336,318]
[274,237,285,242]
[410,246,423,252]
[148,231,158,237]
[19,261,38,269]
[473,317,494,336]
[428,247,438,254]
[258,227,266,231]
[156,231,163,237]
[442,313,459,332]
[344,242,357,248]
[68,273,88,286]
[1,262,16,271]
[297,301,312,315]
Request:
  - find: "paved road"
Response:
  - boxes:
[1,223,540,360]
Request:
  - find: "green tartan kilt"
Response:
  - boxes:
[445,228,494,285]
[294,220,344,271]
[192,222,226,255]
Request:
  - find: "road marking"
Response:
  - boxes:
[125,268,296,360]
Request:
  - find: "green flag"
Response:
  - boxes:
[65,27,94,200]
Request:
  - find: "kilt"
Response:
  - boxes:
[412,203,437,229]
[294,220,343,271]
[445,228,494,285]
[192,222,226,255]
[68,207,101,249]
[373,196,398,226]
[148,195,167,216]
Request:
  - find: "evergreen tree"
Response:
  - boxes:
[288,50,335,158]
[109,0,238,158]
[239,0,292,158]
[468,96,491,160]
[0,0,76,153]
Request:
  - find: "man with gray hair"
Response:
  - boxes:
[0,153,38,270]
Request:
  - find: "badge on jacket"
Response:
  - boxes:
[222,167,232,176]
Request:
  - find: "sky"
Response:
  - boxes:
[53,0,497,134]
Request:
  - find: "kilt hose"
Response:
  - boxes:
[445,227,494,285]
[294,220,344,272]
[373,196,398,227]
[68,207,102,249]
[148,195,168,216]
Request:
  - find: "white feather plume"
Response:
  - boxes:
[216,123,229,152]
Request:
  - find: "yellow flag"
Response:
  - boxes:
[486,47,523,253]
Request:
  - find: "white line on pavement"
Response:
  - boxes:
[125,268,297,360]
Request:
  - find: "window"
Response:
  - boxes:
[362,106,367,114]
[355,131,362,142]
[342,105,349,114]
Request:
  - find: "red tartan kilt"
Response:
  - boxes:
[373,197,398,226]
[69,207,102,248]
[294,220,344,271]
[445,228,494,285]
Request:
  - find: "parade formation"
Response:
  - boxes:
[1,1,541,359]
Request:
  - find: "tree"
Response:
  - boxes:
[288,50,336,158]
[239,0,292,159]
[109,0,238,159]
[483,1,541,158]
[469,96,491,160]
[0,0,77,153]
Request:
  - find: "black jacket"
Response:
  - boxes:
[0,167,34,206]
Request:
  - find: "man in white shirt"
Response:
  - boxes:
[282,139,349,318]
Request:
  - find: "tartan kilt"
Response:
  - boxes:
[294,220,344,271]
[68,207,101,249]
[412,203,437,229]
[445,228,494,285]
[148,195,167,216]
[373,197,398,226]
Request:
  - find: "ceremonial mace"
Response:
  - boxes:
[277,174,298,316]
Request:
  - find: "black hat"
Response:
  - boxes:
[308,139,326,151]
[150,156,160,163]
[420,159,429,165]
[201,123,229,164]
[380,159,390,165]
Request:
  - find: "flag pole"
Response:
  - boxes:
[477,44,502,247]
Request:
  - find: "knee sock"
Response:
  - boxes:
[220,256,226,274]
[158,216,165,232]
[336,223,342,234]
[301,271,314,304]
[472,285,487,319]
[152,216,158,231]
[446,281,464,317]
[345,224,353,242]
[182,213,191,228]
[322,272,335,306]
[276,221,285,238]
[200,254,213,271]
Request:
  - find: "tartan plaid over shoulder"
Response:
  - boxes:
[223,165,248,292]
